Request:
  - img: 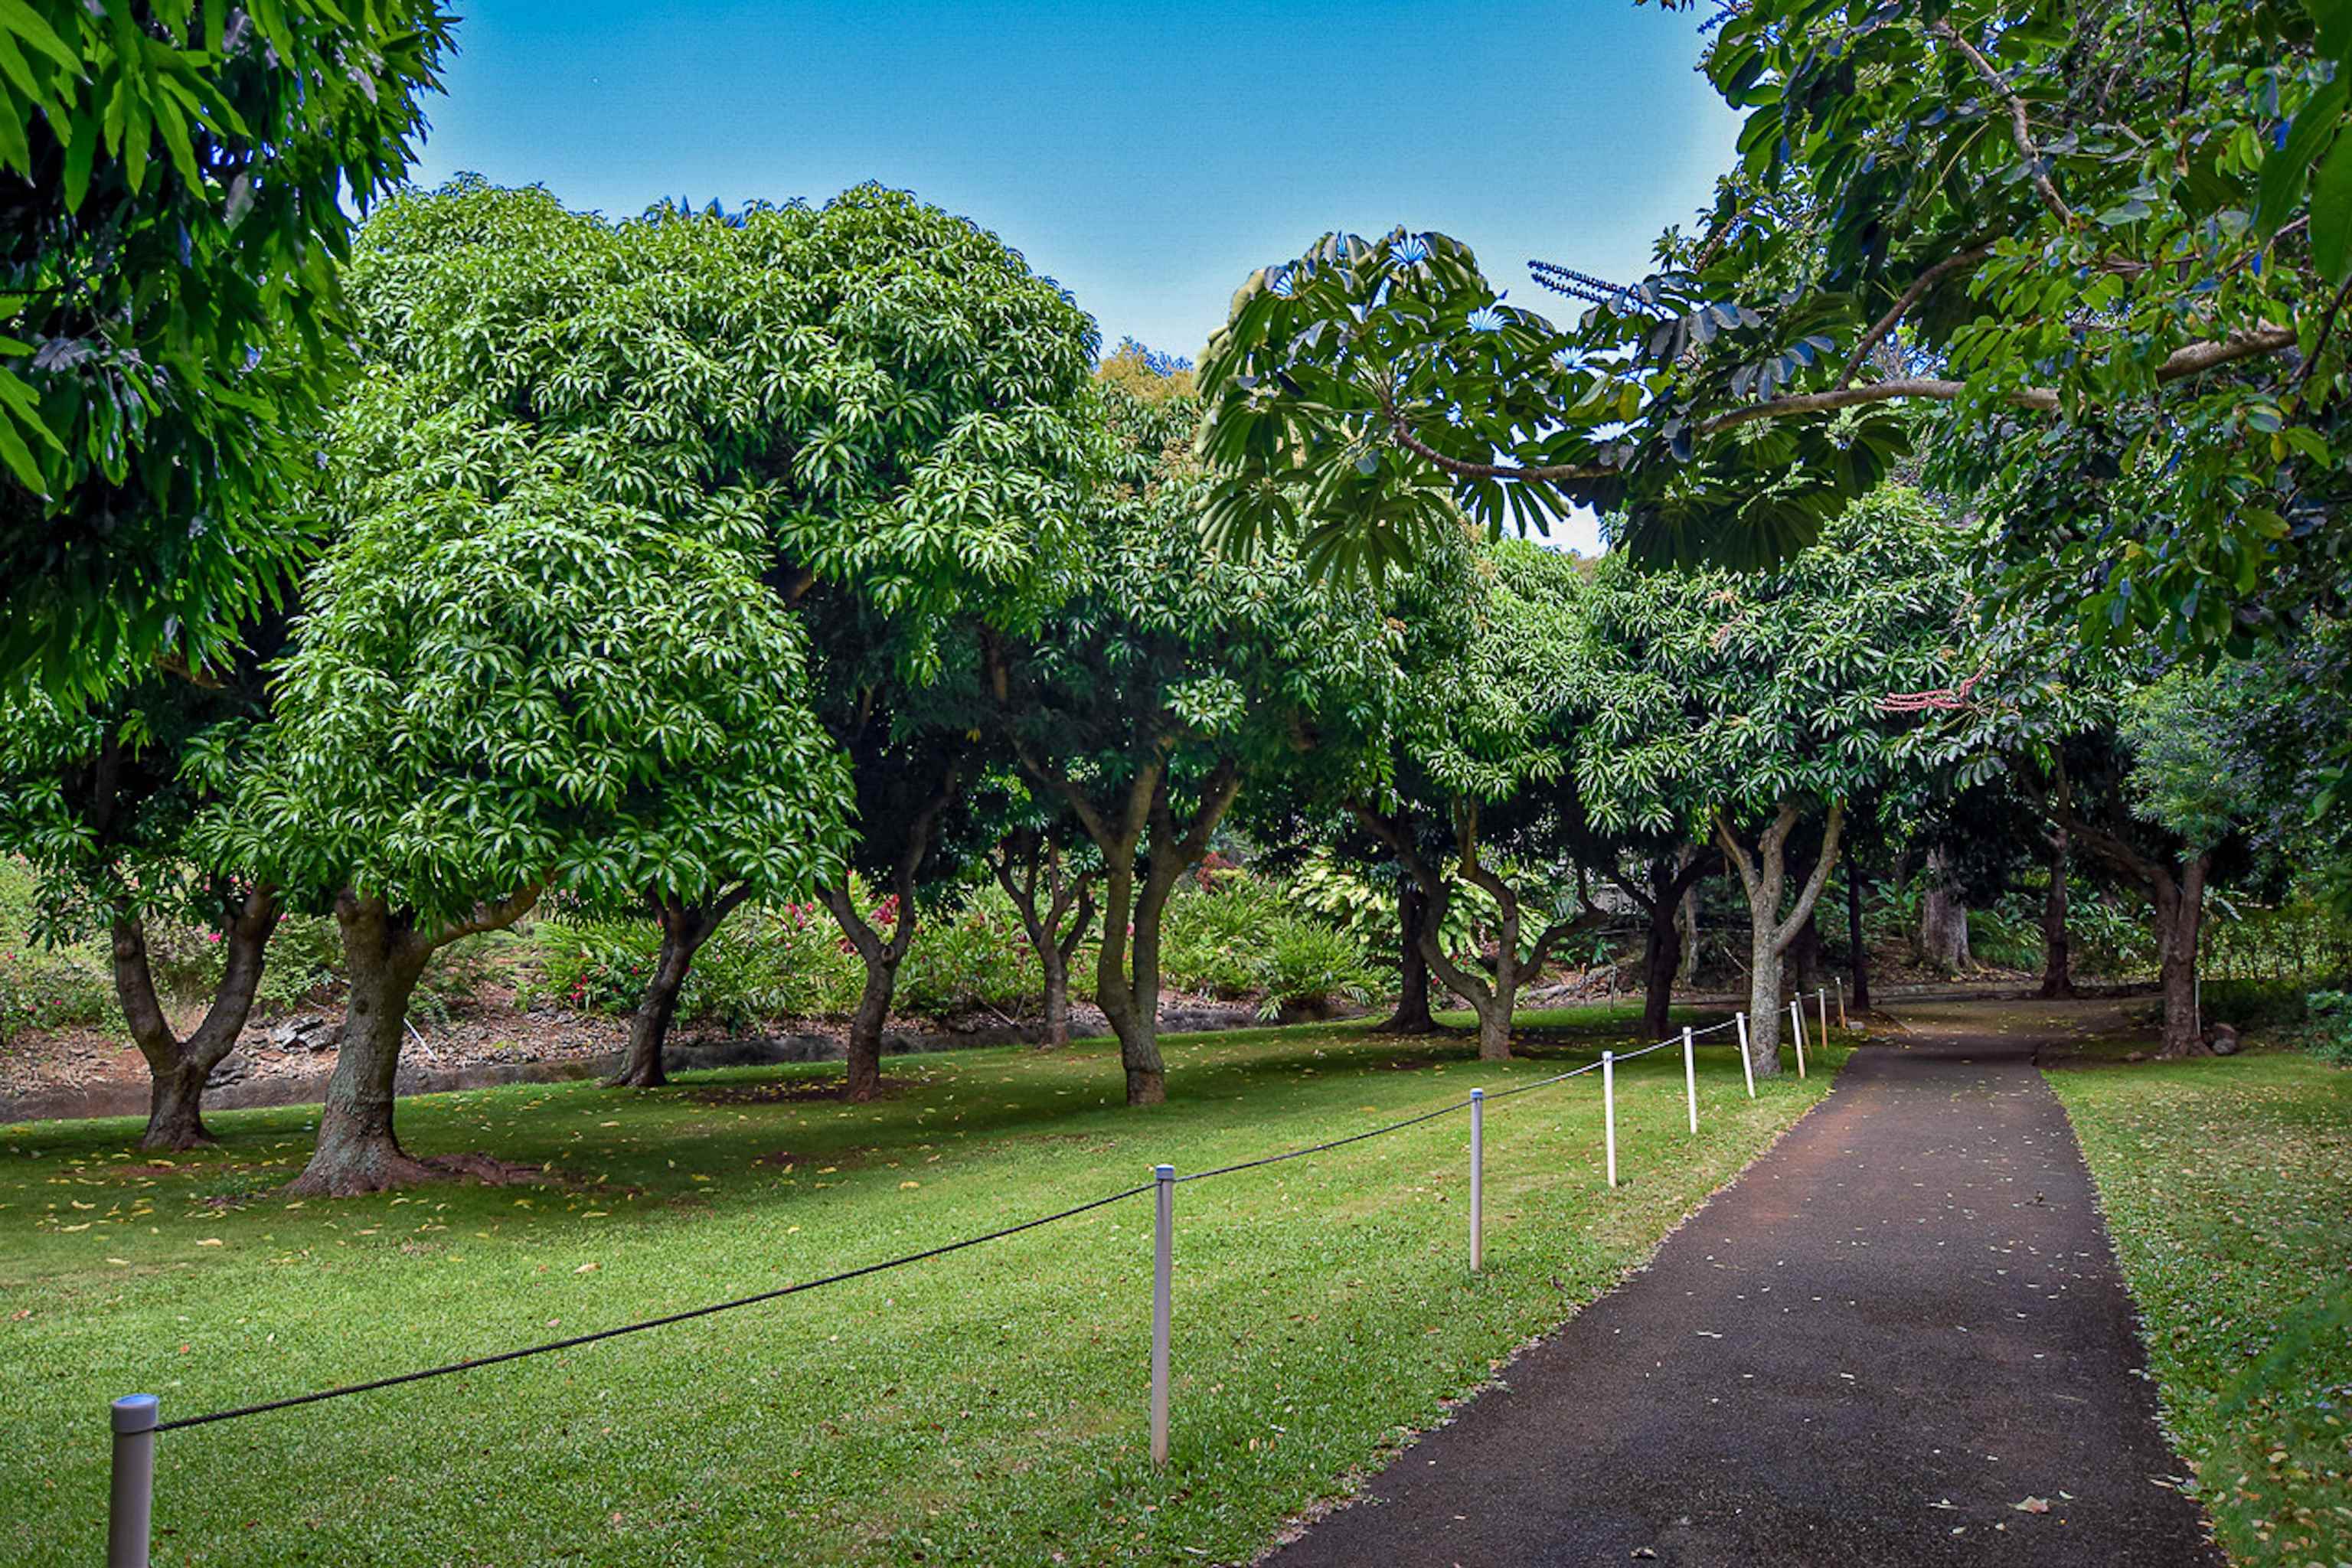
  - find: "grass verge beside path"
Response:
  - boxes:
[2048,1051,2352,1568]
[1,1004,1840,1567]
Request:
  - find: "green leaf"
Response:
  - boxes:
[2254,77,2347,237]
[0,0,81,73]
[2310,128,2352,283]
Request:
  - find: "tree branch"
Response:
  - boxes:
[1701,326,2297,435]
[1836,243,1995,389]
[1389,416,1609,485]
[1932,20,2076,226]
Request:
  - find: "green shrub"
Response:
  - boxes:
[0,943,115,1040]
[2298,990,2352,1065]
[253,916,346,1013]
[898,883,1045,1017]
[1253,916,1388,1018]
[1158,871,1283,998]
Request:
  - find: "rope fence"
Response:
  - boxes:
[101,989,1845,1566]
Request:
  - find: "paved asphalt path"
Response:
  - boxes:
[1265,1005,2220,1567]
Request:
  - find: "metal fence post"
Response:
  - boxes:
[109,1394,157,1568]
[1150,1164,1174,1468]
[1818,985,1830,1045]
[1835,975,1848,1030]
[1601,1050,1618,1188]
[1468,1089,1485,1273]
[1790,998,1807,1079]
[1736,1011,1755,1099]
[1681,1026,1698,1134]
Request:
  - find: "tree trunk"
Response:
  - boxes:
[609,889,750,1089]
[822,883,912,1102]
[2039,831,2075,999]
[109,886,281,1152]
[1377,877,1438,1034]
[1846,864,1872,1013]
[1717,801,1845,1082]
[989,838,1094,1051]
[1919,847,1972,972]
[289,897,436,1196]
[844,953,896,1099]
[1041,949,1072,1048]
[289,886,541,1196]
[1641,893,1681,1043]
[2152,858,2209,1057]
[1675,864,1701,986]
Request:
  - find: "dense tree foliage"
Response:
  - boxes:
[1572,488,1975,1071]
[989,381,1401,1102]
[0,653,281,1147]
[1197,0,2349,658]
[0,0,454,694]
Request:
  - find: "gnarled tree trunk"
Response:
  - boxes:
[289,886,541,1196]
[1619,848,1713,1044]
[609,885,752,1089]
[1376,877,1437,1034]
[1357,800,1599,1063]
[821,778,956,1102]
[1086,762,1242,1104]
[109,884,281,1150]
[990,836,1096,1050]
[1717,800,1844,1080]
[1674,848,1703,986]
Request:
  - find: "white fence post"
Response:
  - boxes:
[1681,1026,1698,1134]
[1818,985,1830,1044]
[1790,998,1807,1079]
[1736,1012,1755,1099]
[1151,1164,1173,1468]
[109,1394,157,1568]
[1602,1050,1618,1188]
[1835,975,1848,1029]
[1468,1088,1485,1272]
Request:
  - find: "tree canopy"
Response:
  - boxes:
[0,0,454,694]
[1197,0,2350,657]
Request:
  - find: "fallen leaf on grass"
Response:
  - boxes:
[574,1262,599,1275]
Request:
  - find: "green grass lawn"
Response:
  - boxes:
[2048,1050,2352,1568]
[0,1002,1838,1566]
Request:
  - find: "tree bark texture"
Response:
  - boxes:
[1717,801,1845,1080]
[821,777,956,1101]
[1919,846,1973,972]
[609,886,753,1089]
[289,886,541,1196]
[109,884,281,1150]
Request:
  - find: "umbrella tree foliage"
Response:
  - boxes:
[1196,0,2351,657]
[1571,487,1975,1073]
[988,380,1401,1103]
[0,0,454,695]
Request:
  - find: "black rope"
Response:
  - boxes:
[154,1181,1152,1433]
[1174,1097,1475,1184]
[153,1022,1739,1433]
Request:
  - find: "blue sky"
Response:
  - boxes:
[410,2,1743,552]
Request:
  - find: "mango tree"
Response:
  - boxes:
[1573,488,1973,1074]
[0,661,282,1148]
[987,380,1398,1102]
